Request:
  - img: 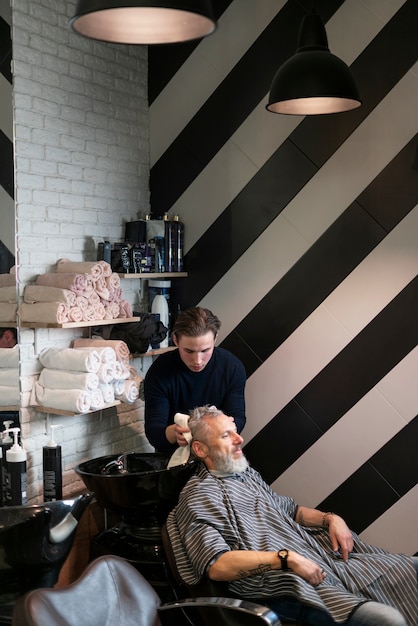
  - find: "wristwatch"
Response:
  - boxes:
[278,549,289,571]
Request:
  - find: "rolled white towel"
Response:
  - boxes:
[89,389,105,410]
[112,361,130,380]
[32,382,91,413]
[0,345,19,368]
[114,379,139,404]
[38,368,100,391]
[39,347,101,373]
[0,368,19,386]
[97,362,115,385]
[99,383,115,404]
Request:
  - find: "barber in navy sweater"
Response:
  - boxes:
[144,306,247,454]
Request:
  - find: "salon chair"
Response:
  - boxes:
[161,523,287,626]
[12,554,281,626]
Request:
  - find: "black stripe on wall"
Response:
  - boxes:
[0,17,11,84]
[244,275,418,483]
[318,415,418,534]
[0,129,14,199]
[148,0,234,104]
[150,0,346,211]
[221,136,418,376]
[175,2,418,309]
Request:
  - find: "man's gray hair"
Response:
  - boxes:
[188,404,223,443]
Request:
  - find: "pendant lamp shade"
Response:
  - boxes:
[266,12,361,115]
[70,0,216,45]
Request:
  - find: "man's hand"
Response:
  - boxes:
[327,514,354,562]
[288,552,326,586]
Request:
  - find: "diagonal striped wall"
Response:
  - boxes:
[149,0,418,553]
[0,0,15,272]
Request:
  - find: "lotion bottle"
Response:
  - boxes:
[4,428,27,506]
[1,421,13,504]
[43,425,63,502]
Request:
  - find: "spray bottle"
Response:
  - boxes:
[43,424,63,502]
[3,428,27,506]
[1,421,14,506]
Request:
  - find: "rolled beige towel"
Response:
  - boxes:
[24,285,77,307]
[0,303,18,323]
[94,276,110,301]
[104,303,120,319]
[55,259,104,281]
[67,306,83,323]
[35,273,86,296]
[39,347,101,373]
[0,286,17,303]
[18,302,69,324]
[105,273,121,291]
[118,300,133,318]
[0,274,16,287]
[0,385,20,406]
[0,345,19,368]
[72,338,130,365]
[38,368,100,391]
[0,368,19,386]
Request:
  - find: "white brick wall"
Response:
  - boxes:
[12,0,152,502]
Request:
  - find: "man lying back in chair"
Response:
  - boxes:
[166,405,418,626]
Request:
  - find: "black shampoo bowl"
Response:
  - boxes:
[75,453,197,526]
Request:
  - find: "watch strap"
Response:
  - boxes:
[278,549,289,571]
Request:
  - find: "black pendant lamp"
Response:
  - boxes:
[266,10,361,115]
[70,0,216,45]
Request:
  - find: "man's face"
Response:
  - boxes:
[0,330,16,348]
[173,331,216,373]
[194,413,248,473]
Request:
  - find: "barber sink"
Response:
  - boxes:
[0,493,93,624]
[75,452,197,526]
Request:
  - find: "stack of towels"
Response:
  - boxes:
[19,259,133,324]
[0,344,19,406]
[0,270,17,324]
[30,342,139,413]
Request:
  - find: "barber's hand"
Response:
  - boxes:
[327,514,354,562]
[165,424,190,446]
[288,552,326,586]
[174,425,191,447]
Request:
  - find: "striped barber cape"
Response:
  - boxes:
[167,463,418,625]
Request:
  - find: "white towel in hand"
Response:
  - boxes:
[167,413,192,469]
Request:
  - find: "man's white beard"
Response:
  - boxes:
[213,449,249,473]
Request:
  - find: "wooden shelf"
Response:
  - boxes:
[19,316,139,329]
[118,272,187,279]
[32,401,121,416]
[0,406,19,411]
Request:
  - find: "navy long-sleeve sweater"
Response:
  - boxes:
[144,347,246,453]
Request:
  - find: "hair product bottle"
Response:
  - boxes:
[151,291,170,348]
[173,214,184,272]
[43,425,63,502]
[1,421,13,505]
[3,428,27,506]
